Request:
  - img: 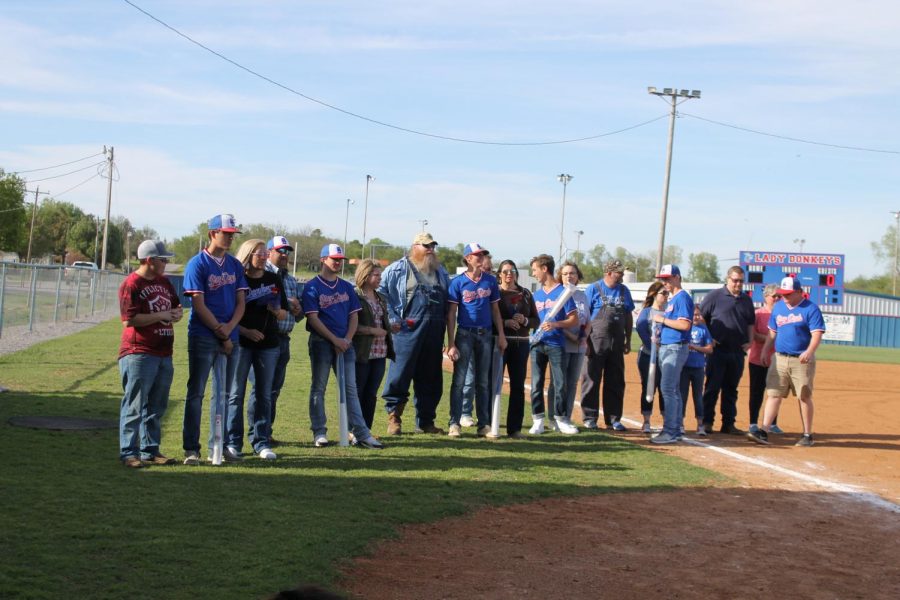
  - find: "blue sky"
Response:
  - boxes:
[2,0,899,278]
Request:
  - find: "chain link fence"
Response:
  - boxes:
[0,262,126,339]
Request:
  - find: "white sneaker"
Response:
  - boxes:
[696,426,708,437]
[314,435,329,447]
[258,447,277,460]
[529,417,545,435]
[459,415,475,428]
[448,424,462,437]
[224,446,243,462]
[555,417,579,435]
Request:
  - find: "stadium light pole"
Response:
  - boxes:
[557,174,572,266]
[891,210,900,296]
[360,175,374,260]
[647,87,700,272]
[418,218,428,232]
[342,198,354,276]
[574,229,584,256]
[793,238,806,252]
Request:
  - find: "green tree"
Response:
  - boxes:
[688,251,720,282]
[871,222,899,293]
[26,199,85,261]
[0,169,27,253]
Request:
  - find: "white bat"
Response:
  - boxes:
[645,322,661,407]
[210,353,226,465]
[336,352,350,447]
[530,283,577,346]
[490,340,503,438]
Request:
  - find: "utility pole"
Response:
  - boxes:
[342,198,354,277]
[100,146,114,270]
[892,210,900,296]
[24,186,50,264]
[360,175,374,260]
[647,87,701,272]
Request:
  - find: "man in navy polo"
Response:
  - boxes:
[699,265,756,434]
[748,277,825,447]
[445,242,507,438]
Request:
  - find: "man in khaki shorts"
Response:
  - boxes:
[747,276,826,447]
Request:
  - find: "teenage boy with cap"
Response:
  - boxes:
[181,214,248,465]
[748,276,825,447]
[581,258,635,431]
[301,244,384,449]
[248,235,303,444]
[117,240,183,468]
[445,242,507,437]
[650,264,694,444]
[378,232,451,435]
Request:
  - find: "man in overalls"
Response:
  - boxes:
[581,259,635,430]
[378,232,451,435]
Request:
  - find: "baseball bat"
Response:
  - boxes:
[530,283,577,346]
[645,322,660,407]
[490,338,503,438]
[336,352,350,447]
[211,352,226,465]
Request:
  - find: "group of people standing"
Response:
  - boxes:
[115,215,826,467]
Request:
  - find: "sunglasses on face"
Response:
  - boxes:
[276,248,291,255]
[253,252,268,258]
[153,257,169,263]
[499,270,517,275]
[729,278,744,284]
[419,243,437,249]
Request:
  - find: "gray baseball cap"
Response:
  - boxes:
[137,240,175,260]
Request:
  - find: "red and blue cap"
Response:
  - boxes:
[267,236,293,251]
[777,276,803,295]
[463,242,489,257]
[320,243,345,259]
[207,214,241,233]
[657,264,681,278]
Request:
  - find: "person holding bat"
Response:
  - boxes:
[225,239,289,461]
[634,281,668,433]
[528,254,579,435]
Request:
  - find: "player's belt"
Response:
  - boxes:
[777,352,801,357]
[459,326,491,335]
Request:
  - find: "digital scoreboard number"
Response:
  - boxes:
[739,250,844,306]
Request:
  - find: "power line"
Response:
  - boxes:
[121,0,666,146]
[25,161,107,183]
[53,172,104,198]
[10,151,105,174]
[681,112,900,155]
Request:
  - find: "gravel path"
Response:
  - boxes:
[0,319,106,358]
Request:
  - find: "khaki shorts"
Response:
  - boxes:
[766,353,815,401]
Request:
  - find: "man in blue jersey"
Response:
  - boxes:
[528,254,579,435]
[446,242,507,437]
[181,214,249,465]
[748,277,825,447]
[650,264,694,444]
[302,244,384,449]
[581,259,635,431]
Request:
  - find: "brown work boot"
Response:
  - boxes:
[386,403,405,436]
[122,456,144,469]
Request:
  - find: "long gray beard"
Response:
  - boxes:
[410,253,439,275]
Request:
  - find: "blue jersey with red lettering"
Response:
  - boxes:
[301,275,361,339]
[448,272,499,329]
[532,284,577,347]
[685,324,712,368]
[183,249,249,340]
[660,289,694,345]
[768,298,826,355]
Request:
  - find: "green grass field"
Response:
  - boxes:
[1,320,721,599]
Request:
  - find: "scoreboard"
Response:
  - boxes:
[739,250,844,306]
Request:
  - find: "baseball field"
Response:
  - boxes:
[0,320,897,599]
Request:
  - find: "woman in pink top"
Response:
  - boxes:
[748,283,782,434]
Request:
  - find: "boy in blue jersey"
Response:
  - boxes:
[749,277,826,447]
[302,244,383,449]
[650,264,695,444]
[681,306,713,436]
[181,214,249,465]
[446,242,506,437]
[528,254,579,435]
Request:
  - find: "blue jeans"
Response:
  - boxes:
[382,318,445,428]
[183,334,238,454]
[355,357,387,429]
[449,328,494,428]
[530,343,569,419]
[658,343,690,436]
[227,343,279,453]
[118,353,174,460]
[461,360,476,417]
[680,365,705,420]
[249,334,291,438]
[548,350,585,419]
[308,335,373,440]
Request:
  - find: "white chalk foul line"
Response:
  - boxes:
[618,416,900,515]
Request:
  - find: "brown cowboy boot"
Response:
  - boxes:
[386,402,406,435]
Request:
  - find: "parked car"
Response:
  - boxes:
[65,261,99,278]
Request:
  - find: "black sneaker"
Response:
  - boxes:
[747,429,770,445]
[795,434,814,447]
[720,424,745,435]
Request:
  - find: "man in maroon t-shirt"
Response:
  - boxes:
[118,240,183,468]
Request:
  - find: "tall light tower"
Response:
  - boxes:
[793,238,806,252]
[418,219,428,232]
[891,210,900,296]
[342,198,354,276]
[360,174,375,260]
[574,230,584,257]
[647,87,701,272]
[557,174,572,266]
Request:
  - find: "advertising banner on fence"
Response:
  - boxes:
[823,313,856,342]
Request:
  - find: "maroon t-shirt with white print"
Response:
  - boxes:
[118,272,181,359]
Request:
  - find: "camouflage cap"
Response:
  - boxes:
[605,259,625,273]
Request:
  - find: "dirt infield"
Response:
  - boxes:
[341,358,900,599]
